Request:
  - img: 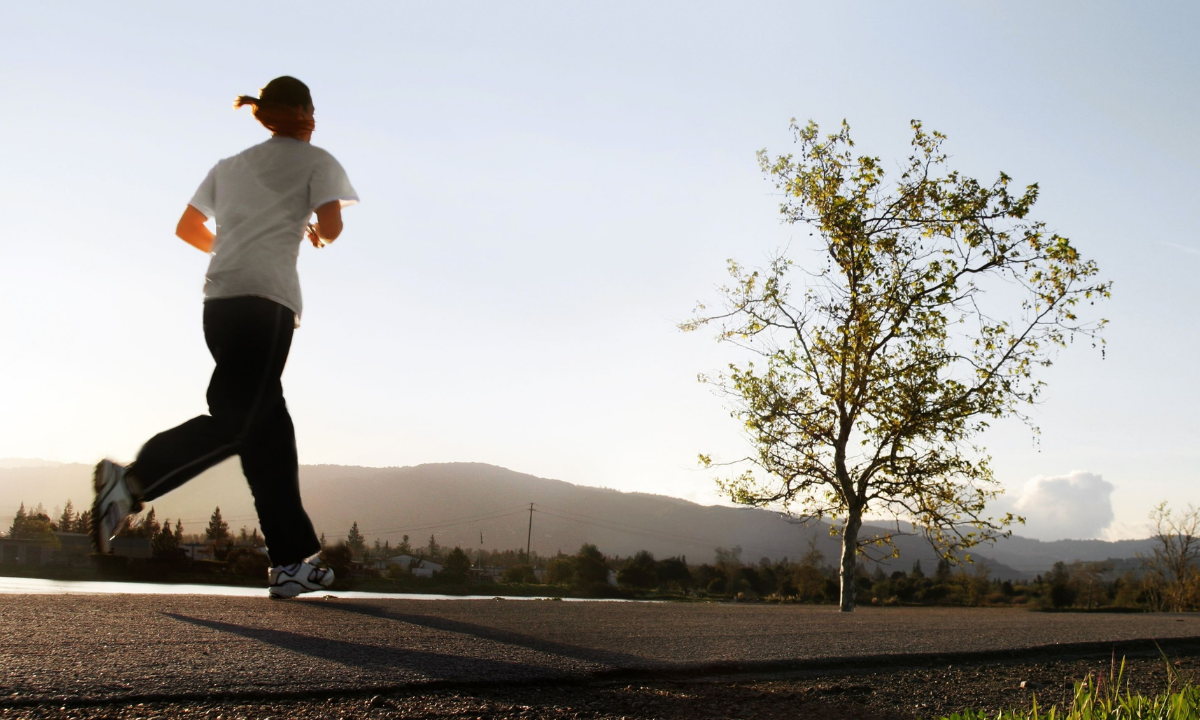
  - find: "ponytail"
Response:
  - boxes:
[233,76,315,139]
[233,94,315,139]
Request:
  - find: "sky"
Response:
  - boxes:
[1,2,1197,542]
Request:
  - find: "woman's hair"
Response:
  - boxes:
[235,76,315,138]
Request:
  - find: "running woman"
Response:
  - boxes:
[91,76,358,599]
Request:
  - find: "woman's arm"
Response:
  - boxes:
[306,200,344,248]
[176,205,214,253]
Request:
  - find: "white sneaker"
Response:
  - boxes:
[269,553,335,599]
[91,459,141,554]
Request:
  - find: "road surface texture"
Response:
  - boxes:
[4,595,1200,718]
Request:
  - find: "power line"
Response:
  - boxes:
[534,508,724,551]
[536,504,723,544]
[359,506,532,537]
[533,505,791,558]
[362,504,530,533]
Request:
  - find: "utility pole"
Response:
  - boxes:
[526,503,534,565]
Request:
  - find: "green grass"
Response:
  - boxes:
[933,657,1200,720]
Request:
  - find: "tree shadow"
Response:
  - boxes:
[304,600,666,670]
[162,612,560,682]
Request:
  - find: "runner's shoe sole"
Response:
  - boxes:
[90,460,141,554]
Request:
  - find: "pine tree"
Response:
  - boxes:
[346,522,365,556]
[428,534,440,559]
[58,500,75,533]
[443,547,470,581]
[934,558,952,584]
[153,517,180,559]
[206,507,230,543]
[75,509,92,535]
[398,534,412,556]
[8,503,27,537]
[174,519,184,544]
[143,507,160,539]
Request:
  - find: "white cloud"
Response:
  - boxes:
[1000,471,1116,541]
[1101,518,1146,542]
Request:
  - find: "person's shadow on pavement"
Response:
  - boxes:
[162,611,558,682]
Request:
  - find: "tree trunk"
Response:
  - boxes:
[839,512,862,612]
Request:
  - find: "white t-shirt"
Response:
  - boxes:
[188,136,358,319]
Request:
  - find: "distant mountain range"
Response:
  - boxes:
[0,460,1156,579]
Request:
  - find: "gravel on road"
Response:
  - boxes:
[4,651,1200,719]
[4,594,1200,717]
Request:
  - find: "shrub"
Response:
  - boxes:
[502,564,537,583]
[227,548,270,578]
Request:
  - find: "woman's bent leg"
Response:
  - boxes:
[132,417,238,501]
[132,297,294,503]
[240,399,320,567]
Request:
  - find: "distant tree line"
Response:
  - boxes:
[320,501,1200,608]
[9,500,1200,610]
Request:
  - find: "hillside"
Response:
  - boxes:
[0,460,1153,578]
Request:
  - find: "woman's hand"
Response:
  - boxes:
[307,202,344,248]
[307,223,325,248]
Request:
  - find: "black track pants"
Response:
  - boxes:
[131,296,320,567]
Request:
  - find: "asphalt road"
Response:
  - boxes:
[4,594,1200,707]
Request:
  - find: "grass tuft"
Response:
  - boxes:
[931,655,1200,720]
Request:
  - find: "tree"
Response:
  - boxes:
[911,560,925,580]
[1044,561,1076,609]
[427,534,440,559]
[8,503,27,537]
[794,536,828,602]
[58,500,76,533]
[656,556,693,591]
[502,564,537,583]
[346,522,366,557]
[443,547,470,582]
[546,556,576,585]
[205,507,230,544]
[74,509,93,535]
[142,507,161,539]
[152,518,182,561]
[683,119,1110,611]
[1069,560,1113,610]
[398,534,413,556]
[8,503,58,546]
[617,550,659,590]
[1141,502,1200,612]
[574,544,608,586]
